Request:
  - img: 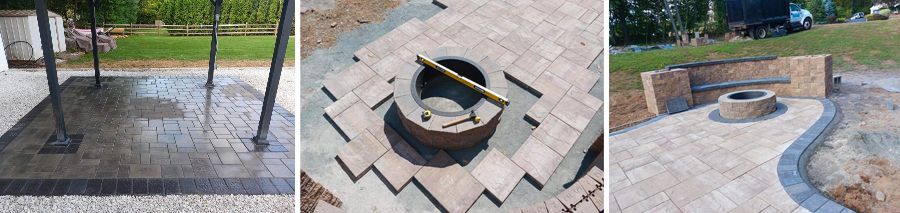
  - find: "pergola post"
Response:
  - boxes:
[205,0,223,88]
[34,0,71,145]
[89,0,101,87]
[253,0,293,145]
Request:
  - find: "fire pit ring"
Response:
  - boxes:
[392,47,507,150]
[718,89,776,120]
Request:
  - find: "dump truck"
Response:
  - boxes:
[725,0,813,39]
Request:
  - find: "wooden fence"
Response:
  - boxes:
[103,23,279,36]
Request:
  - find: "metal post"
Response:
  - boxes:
[34,0,71,145]
[89,0,101,87]
[253,0,294,145]
[205,0,223,88]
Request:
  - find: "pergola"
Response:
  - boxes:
[32,0,294,145]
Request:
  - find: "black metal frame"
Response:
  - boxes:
[34,0,71,145]
[252,0,294,145]
[33,0,293,146]
[88,0,101,87]
[206,0,223,88]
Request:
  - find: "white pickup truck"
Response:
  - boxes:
[788,3,814,32]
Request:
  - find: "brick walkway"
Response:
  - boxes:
[318,0,604,211]
[0,76,294,195]
[609,98,823,212]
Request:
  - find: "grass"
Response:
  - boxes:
[66,35,295,66]
[611,18,900,92]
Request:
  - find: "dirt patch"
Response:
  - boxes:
[610,90,655,130]
[300,171,343,212]
[807,71,900,212]
[882,60,897,66]
[828,157,899,213]
[300,0,402,58]
[56,60,293,69]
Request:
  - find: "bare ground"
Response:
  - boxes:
[807,71,900,213]
[300,171,342,212]
[299,0,402,58]
[610,90,654,131]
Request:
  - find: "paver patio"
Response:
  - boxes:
[0,76,294,195]
[609,98,825,212]
[316,0,605,211]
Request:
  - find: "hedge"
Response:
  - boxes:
[154,0,284,25]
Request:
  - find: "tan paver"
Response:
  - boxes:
[352,77,393,109]
[531,115,581,156]
[336,132,388,180]
[314,200,344,213]
[414,151,485,213]
[511,137,564,188]
[610,98,823,212]
[322,63,376,98]
[372,132,426,192]
[322,0,606,211]
[470,149,525,203]
[331,101,382,140]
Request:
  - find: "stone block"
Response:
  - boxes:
[322,63,376,99]
[413,151,484,213]
[512,137,564,188]
[352,77,393,109]
[470,149,524,203]
[335,132,387,180]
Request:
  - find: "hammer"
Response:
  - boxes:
[442,112,481,128]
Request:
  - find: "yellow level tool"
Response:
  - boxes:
[416,54,510,106]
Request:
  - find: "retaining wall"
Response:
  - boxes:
[641,55,833,114]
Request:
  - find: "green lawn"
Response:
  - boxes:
[611,18,900,92]
[67,35,294,64]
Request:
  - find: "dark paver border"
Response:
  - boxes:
[665,55,778,70]
[691,76,791,92]
[776,99,854,212]
[0,177,294,196]
[707,102,788,124]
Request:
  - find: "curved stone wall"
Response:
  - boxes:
[640,55,833,115]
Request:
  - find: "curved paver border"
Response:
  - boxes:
[776,99,854,212]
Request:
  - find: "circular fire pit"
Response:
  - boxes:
[393,47,506,150]
[718,89,776,119]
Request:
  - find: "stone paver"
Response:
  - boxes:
[511,137,563,188]
[370,125,426,192]
[335,132,387,180]
[610,98,824,212]
[320,0,605,211]
[470,149,524,203]
[414,151,484,213]
[0,76,294,195]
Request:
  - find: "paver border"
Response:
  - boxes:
[776,99,854,212]
[0,177,294,196]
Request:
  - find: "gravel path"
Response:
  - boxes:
[0,67,295,211]
[0,67,295,134]
[0,195,293,212]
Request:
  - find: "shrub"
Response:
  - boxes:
[837,17,846,23]
[866,13,889,21]
[879,8,891,16]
